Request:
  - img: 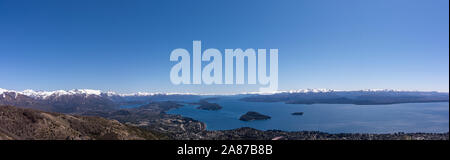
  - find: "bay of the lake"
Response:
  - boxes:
[166,97,449,133]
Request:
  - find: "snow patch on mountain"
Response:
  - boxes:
[1,88,446,99]
[0,88,102,99]
[0,88,10,94]
[0,88,198,99]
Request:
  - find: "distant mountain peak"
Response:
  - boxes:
[244,88,447,95]
[0,88,102,99]
[0,88,199,100]
[1,88,447,99]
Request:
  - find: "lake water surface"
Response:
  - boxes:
[166,96,449,133]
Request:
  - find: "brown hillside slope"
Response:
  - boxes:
[0,105,166,140]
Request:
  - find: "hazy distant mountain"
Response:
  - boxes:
[241,90,449,105]
[0,105,165,140]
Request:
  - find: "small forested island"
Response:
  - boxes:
[291,112,304,116]
[239,111,271,121]
[193,100,222,111]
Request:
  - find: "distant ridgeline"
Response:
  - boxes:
[0,88,200,113]
[1,88,448,113]
[241,90,449,105]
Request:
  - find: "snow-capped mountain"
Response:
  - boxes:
[0,88,199,99]
[0,88,116,113]
[1,87,448,113]
[1,88,447,99]
[0,88,202,113]
[0,89,102,99]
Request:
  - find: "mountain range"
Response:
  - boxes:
[242,90,449,105]
[1,88,448,113]
[0,88,199,113]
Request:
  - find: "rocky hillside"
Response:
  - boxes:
[0,106,166,140]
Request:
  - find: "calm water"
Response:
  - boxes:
[166,97,449,133]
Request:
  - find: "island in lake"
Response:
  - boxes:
[192,100,223,111]
[239,111,271,121]
[292,112,304,116]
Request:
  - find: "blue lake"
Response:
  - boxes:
[166,97,449,133]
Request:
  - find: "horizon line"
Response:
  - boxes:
[1,87,449,97]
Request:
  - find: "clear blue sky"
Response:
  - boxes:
[0,0,448,93]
